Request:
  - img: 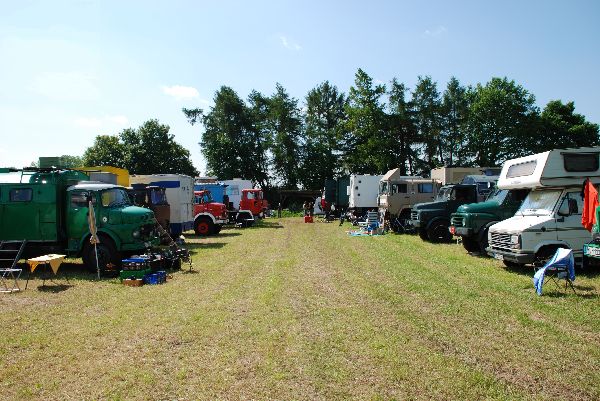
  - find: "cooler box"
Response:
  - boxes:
[120,268,152,281]
[304,216,313,223]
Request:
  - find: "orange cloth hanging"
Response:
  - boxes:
[582,179,599,232]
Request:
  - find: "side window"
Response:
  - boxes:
[10,188,33,202]
[395,184,408,193]
[565,191,583,215]
[71,191,95,208]
[418,183,433,193]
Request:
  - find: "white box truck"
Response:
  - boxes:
[348,174,383,215]
[130,174,194,236]
[486,147,600,267]
[221,179,253,210]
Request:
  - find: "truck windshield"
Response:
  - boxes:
[202,192,213,203]
[517,190,562,216]
[435,187,451,201]
[101,188,132,208]
[380,181,389,195]
[487,188,509,204]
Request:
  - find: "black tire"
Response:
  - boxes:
[82,239,120,273]
[194,217,214,236]
[427,221,452,243]
[212,225,222,235]
[534,246,561,268]
[462,237,480,252]
[418,228,429,241]
[478,226,491,254]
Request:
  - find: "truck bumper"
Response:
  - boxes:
[215,219,227,225]
[453,227,473,236]
[410,219,421,228]
[486,247,535,264]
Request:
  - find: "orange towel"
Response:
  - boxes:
[582,179,598,232]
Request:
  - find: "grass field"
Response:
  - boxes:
[1,217,599,400]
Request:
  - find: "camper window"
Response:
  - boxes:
[507,160,537,178]
[380,182,388,194]
[563,153,599,172]
[9,188,32,202]
[418,183,434,193]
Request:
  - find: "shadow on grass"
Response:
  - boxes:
[254,221,284,229]
[37,284,74,293]
[186,242,227,250]
[215,232,242,237]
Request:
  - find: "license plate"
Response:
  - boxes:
[493,253,504,261]
[585,245,600,257]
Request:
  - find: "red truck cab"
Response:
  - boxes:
[193,190,228,235]
[240,189,269,217]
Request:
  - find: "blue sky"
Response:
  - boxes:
[1,0,599,173]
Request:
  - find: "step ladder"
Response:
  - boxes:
[0,240,27,293]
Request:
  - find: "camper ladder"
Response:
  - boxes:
[0,240,27,293]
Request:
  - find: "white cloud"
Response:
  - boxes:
[161,85,200,100]
[106,115,129,125]
[279,35,302,51]
[424,25,448,37]
[30,71,100,101]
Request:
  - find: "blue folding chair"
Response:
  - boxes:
[533,248,576,295]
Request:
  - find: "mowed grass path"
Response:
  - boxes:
[1,217,599,400]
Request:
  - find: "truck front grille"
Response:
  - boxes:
[411,211,418,221]
[489,232,512,252]
[451,215,464,227]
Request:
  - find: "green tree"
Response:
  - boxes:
[267,83,302,188]
[411,76,442,174]
[300,81,347,189]
[246,90,273,189]
[343,68,386,174]
[540,100,599,148]
[121,120,197,176]
[440,77,470,166]
[83,121,197,176]
[465,77,539,166]
[184,86,252,180]
[82,135,127,168]
[387,79,416,175]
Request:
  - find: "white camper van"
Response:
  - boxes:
[129,174,194,236]
[348,174,383,214]
[486,147,600,267]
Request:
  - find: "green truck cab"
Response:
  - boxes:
[449,188,529,253]
[0,168,159,271]
[410,184,478,243]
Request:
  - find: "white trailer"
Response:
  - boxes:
[221,179,253,210]
[487,147,600,267]
[348,174,383,213]
[129,174,194,236]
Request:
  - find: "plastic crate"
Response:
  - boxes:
[122,257,151,271]
[143,273,160,285]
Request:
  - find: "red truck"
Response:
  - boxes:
[240,189,269,218]
[193,190,228,235]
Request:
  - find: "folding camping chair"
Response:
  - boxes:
[533,248,576,295]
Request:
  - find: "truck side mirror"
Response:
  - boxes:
[558,198,577,216]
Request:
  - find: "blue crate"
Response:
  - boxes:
[143,273,160,285]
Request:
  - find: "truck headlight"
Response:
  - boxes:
[510,234,520,249]
[132,230,140,239]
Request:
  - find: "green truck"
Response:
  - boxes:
[410,184,478,242]
[0,168,159,271]
[449,188,529,253]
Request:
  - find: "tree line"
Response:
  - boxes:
[183,68,599,190]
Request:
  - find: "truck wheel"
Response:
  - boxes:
[212,225,222,235]
[462,237,480,253]
[478,226,491,254]
[418,228,428,241]
[194,217,214,236]
[427,221,452,243]
[83,240,120,273]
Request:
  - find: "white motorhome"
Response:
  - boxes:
[129,174,194,236]
[486,147,600,267]
[348,174,383,214]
